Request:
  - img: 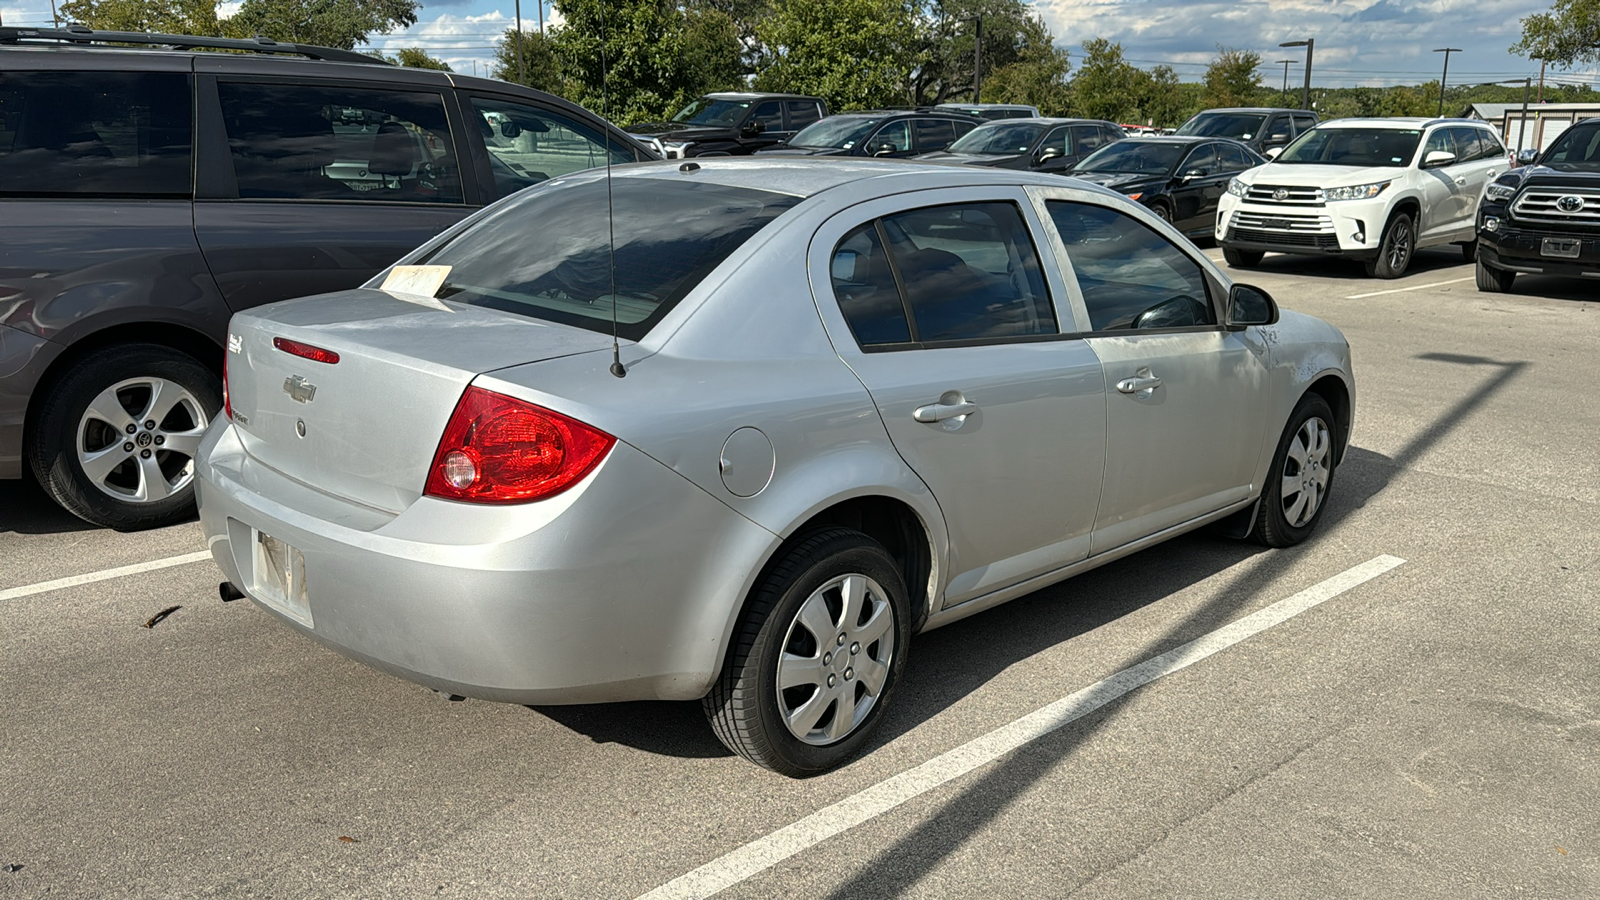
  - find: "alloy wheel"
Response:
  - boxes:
[1385,219,1411,272]
[775,573,896,745]
[76,377,209,503]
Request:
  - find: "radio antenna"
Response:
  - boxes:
[602,0,626,378]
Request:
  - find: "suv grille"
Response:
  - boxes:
[1228,212,1339,249]
[1244,184,1324,207]
[1511,188,1600,226]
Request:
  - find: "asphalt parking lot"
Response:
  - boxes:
[3,247,1597,898]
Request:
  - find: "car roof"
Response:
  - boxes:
[1315,117,1494,130]
[970,117,1113,127]
[583,157,1110,200]
[1192,107,1313,114]
[704,92,820,101]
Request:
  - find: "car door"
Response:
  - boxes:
[1029,189,1270,553]
[1415,127,1466,240]
[745,100,787,150]
[1448,126,1501,237]
[192,72,477,311]
[809,189,1107,607]
[1170,143,1223,232]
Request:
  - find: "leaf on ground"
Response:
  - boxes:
[142,605,182,628]
[338,836,359,844]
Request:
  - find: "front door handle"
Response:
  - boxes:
[1487,169,1499,177]
[1455,176,1468,185]
[1116,370,1163,395]
[913,399,978,423]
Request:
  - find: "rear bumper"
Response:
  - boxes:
[1478,221,1600,278]
[197,420,778,704]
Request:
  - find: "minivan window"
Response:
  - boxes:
[218,82,462,203]
[469,97,634,200]
[420,176,799,341]
[1276,128,1422,167]
[0,72,191,196]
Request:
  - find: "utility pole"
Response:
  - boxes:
[969,15,983,103]
[1434,48,1461,117]
[1280,39,1315,110]
[1537,58,1547,104]
[1278,60,1296,106]
[515,0,524,84]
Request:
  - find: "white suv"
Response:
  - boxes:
[1217,118,1507,278]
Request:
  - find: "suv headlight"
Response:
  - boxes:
[1484,182,1517,202]
[1321,181,1391,202]
[1226,178,1249,198]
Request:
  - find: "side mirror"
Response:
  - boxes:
[1517,148,1539,165]
[1181,167,1208,181]
[1423,150,1457,168]
[1265,147,1284,160]
[1265,132,1290,145]
[1226,283,1279,328]
[873,143,898,157]
[742,120,766,136]
[1036,147,1064,165]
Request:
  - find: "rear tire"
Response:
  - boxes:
[1364,213,1414,278]
[1223,247,1264,268]
[704,527,910,776]
[27,344,220,530]
[1249,393,1338,548]
[1475,256,1515,293]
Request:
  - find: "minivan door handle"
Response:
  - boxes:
[913,399,978,423]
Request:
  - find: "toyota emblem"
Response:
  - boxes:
[1555,195,1586,213]
[1272,188,1289,202]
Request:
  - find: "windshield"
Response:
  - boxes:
[789,116,881,150]
[947,122,1046,155]
[418,176,800,341]
[1542,124,1600,169]
[1275,128,1421,167]
[669,97,750,128]
[1073,141,1185,175]
[1176,113,1267,141]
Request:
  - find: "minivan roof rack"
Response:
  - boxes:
[0,25,390,65]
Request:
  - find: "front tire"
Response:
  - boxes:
[1365,213,1414,278]
[1475,256,1515,292]
[1459,239,1477,262]
[704,528,911,776]
[1223,246,1264,268]
[1249,393,1338,548]
[27,344,220,530]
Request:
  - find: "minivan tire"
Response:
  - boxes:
[28,344,221,530]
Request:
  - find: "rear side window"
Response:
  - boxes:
[1072,125,1106,152]
[830,202,1055,346]
[0,72,192,197]
[786,101,822,130]
[420,177,799,341]
[913,119,956,151]
[217,82,462,203]
[1047,200,1213,332]
[469,96,634,200]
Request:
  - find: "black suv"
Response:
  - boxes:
[756,109,979,158]
[626,92,829,158]
[1475,117,1600,293]
[0,27,653,529]
[1175,107,1318,158]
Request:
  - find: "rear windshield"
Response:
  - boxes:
[419,175,800,341]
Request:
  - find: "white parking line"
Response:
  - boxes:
[637,554,1407,900]
[0,551,213,603]
[1347,276,1473,299]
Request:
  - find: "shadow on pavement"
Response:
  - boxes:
[0,476,98,535]
[1232,246,1466,282]
[529,352,1531,794]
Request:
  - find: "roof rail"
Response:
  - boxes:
[0,25,391,65]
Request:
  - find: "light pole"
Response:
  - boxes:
[1278,59,1296,105]
[1279,39,1315,110]
[515,0,525,84]
[961,15,984,103]
[1434,47,1461,116]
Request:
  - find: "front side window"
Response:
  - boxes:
[1544,123,1600,168]
[1039,127,1072,157]
[1421,128,1456,166]
[1181,144,1219,175]
[751,102,783,133]
[470,97,634,200]
[0,71,191,196]
[1047,200,1213,332]
[872,120,911,153]
[218,82,461,202]
[420,177,799,341]
[1276,128,1422,167]
[830,202,1055,346]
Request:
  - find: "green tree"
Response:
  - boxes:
[1512,0,1600,68]
[1069,38,1144,122]
[551,0,742,126]
[390,47,451,71]
[57,0,221,34]
[902,0,1056,106]
[967,12,1071,114]
[493,28,564,93]
[223,0,419,50]
[754,0,919,110]
[1200,47,1264,109]
[1141,64,1185,129]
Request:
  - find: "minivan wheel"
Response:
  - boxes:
[704,527,910,776]
[1223,247,1264,268]
[1249,393,1338,548]
[1475,256,1515,293]
[1365,213,1414,278]
[29,344,220,530]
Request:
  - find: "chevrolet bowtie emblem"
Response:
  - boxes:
[282,374,317,403]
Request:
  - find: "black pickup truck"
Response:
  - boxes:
[627,92,828,158]
[1476,117,1600,292]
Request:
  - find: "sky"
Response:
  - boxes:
[2,0,1595,92]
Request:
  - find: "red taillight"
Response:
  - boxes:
[423,387,615,504]
[273,337,340,365]
[223,350,232,420]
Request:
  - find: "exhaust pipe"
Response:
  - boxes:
[218,582,246,602]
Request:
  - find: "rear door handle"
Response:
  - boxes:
[1116,372,1163,394]
[913,400,978,422]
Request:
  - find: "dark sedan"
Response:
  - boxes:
[757,110,978,158]
[1069,136,1265,238]
[915,117,1124,173]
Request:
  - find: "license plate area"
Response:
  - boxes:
[254,531,312,626]
[1541,237,1582,259]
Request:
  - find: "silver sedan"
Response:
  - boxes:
[197,159,1353,776]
